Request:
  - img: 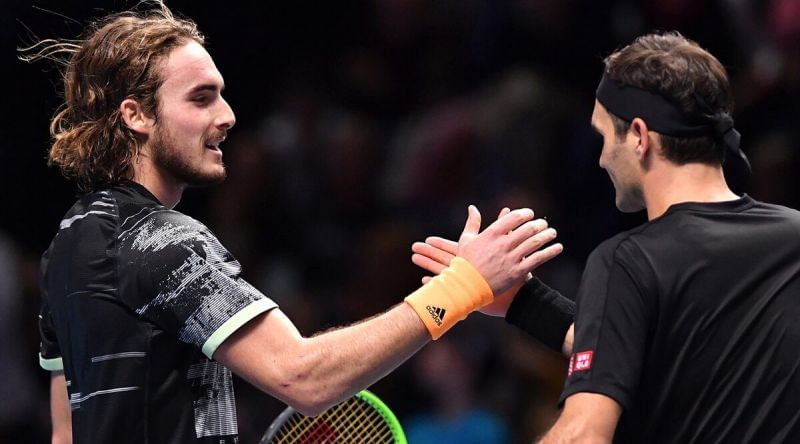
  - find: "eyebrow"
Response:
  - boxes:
[187,83,225,95]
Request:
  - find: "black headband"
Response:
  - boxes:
[596,71,750,172]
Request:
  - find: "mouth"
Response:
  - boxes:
[204,136,226,152]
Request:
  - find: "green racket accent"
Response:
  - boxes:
[355,391,407,444]
[260,389,407,444]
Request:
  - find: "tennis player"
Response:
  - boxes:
[29,3,563,443]
[413,32,800,442]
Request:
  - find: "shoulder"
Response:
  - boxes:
[57,190,119,231]
[583,226,659,290]
[120,208,212,247]
[750,199,800,220]
[118,207,227,267]
[588,228,646,267]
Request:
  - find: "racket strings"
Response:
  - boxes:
[275,397,395,443]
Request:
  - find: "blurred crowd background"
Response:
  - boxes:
[4,0,800,442]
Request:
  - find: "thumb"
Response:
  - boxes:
[461,205,482,237]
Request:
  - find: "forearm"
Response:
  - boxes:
[219,257,493,415]
[273,260,488,412]
[217,305,429,416]
[505,278,575,355]
[295,303,429,411]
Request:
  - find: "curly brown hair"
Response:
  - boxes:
[20,1,204,192]
[603,31,733,166]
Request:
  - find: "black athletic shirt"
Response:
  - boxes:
[561,195,800,443]
[38,182,277,443]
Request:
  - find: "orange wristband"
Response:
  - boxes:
[404,257,494,339]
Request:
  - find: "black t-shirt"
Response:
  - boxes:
[562,195,800,443]
[39,182,277,443]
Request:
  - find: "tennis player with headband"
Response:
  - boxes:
[26,2,564,443]
[413,31,800,442]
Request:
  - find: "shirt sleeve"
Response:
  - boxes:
[559,238,655,411]
[120,211,277,358]
[39,299,63,371]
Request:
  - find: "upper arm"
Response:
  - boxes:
[119,213,277,356]
[50,371,72,444]
[540,392,622,443]
[560,240,655,410]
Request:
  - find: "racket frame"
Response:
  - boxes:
[260,390,407,444]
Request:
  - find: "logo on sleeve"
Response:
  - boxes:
[568,350,594,377]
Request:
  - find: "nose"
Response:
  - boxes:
[597,144,608,169]
[217,97,236,130]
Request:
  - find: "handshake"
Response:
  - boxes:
[404,205,563,339]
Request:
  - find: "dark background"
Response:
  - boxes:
[3,0,799,442]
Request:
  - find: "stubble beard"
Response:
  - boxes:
[151,124,226,188]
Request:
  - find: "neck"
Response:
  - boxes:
[643,162,738,220]
[132,156,184,209]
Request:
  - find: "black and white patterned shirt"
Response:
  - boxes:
[39,181,277,443]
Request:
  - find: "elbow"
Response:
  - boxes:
[279,381,339,417]
[272,344,342,416]
[291,400,329,417]
[279,374,340,417]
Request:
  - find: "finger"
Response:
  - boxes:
[411,253,448,275]
[425,236,458,255]
[507,219,550,249]
[412,242,455,267]
[486,208,535,235]
[519,242,564,271]
[514,227,557,257]
[497,207,512,234]
[460,205,482,237]
[421,276,433,285]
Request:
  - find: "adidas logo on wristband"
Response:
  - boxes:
[426,305,446,326]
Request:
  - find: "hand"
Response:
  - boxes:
[412,208,557,316]
[413,205,563,299]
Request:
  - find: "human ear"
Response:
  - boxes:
[630,117,650,159]
[120,98,155,135]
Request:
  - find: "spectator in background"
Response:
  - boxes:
[0,232,42,442]
[405,327,511,444]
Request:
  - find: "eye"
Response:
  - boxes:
[192,95,210,104]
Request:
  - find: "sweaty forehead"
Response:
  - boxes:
[159,41,223,93]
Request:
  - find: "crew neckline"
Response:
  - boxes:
[660,194,754,219]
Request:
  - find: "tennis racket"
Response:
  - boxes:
[259,390,407,444]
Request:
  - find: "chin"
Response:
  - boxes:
[184,166,227,188]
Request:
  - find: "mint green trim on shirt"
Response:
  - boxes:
[40,354,64,371]
[202,298,277,359]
